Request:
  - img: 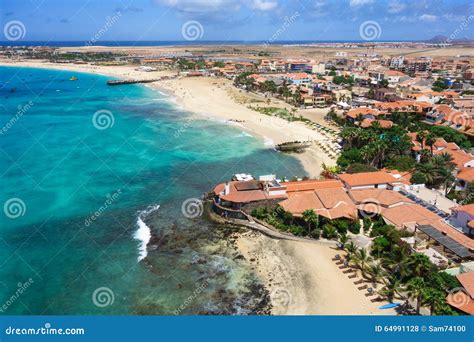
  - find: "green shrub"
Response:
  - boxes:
[322,224,338,239]
[310,229,321,239]
[349,221,361,234]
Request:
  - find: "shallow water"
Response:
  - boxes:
[0,66,305,314]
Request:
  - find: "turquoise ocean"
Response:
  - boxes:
[0,66,305,314]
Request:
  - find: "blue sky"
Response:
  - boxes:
[1,0,473,42]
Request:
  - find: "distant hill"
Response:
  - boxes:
[426,35,473,43]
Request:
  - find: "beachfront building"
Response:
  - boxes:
[212,172,474,262]
[337,171,403,190]
[450,204,474,237]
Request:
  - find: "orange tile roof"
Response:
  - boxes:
[384,70,407,77]
[287,72,310,80]
[346,107,381,119]
[452,203,474,216]
[457,272,474,298]
[434,148,474,168]
[349,188,413,207]
[337,171,399,187]
[279,188,357,220]
[446,291,474,315]
[456,167,474,182]
[381,203,440,228]
[359,118,393,128]
[382,168,413,185]
[283,179,343,193]
[214,181,287,203]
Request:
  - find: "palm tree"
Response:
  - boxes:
[380,276,404,303]
[406,277,426,315]
[365,263,385,288]
[302,209,319,236]
[346,241,358,259]
[338,234,350,250]
[416,131,427,147]
[405,253,434,279]
[425,133,436,156]
[422,288,445,315]
[416,162,438,185]
[354,248,373,276]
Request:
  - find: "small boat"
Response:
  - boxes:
[379,303,401,309]
[69,76,78,81]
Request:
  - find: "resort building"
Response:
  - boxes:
[337,171,403,190]
[212,173,474,262]
[450,204,474,237]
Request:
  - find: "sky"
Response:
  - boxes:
[0,0,473,42]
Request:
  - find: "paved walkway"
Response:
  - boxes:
[404,186,457,214]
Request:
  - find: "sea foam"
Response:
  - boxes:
[134,204,160,262]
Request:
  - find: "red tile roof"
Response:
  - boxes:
[283,179,343,193]
[457,272,474,298]
[446,291,474,315]
[337,171,400,187]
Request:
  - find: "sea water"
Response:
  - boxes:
[0,66,305,314]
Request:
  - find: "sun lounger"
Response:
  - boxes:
[348,273,357,279]
[365,292,376,297]
[357,284,368,290]
[370,297,383,303]
[339,265,348,269]
[354,279,364,285]
[342,269,355,274]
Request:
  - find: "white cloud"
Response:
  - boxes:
[419,14,437,22]
[251,0,278,11]
[388,0,406,14]
[156,0,240,15]
[349,0,374,7]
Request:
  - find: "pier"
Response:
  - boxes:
[106,79,160,86]
[106,75,177,86]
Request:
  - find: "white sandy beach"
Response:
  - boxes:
[236,231,396,315]
[0,59,335,178]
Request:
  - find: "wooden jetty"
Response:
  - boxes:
[106,75,176,86]
[106,79,159,86]
[276,141,312,153]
